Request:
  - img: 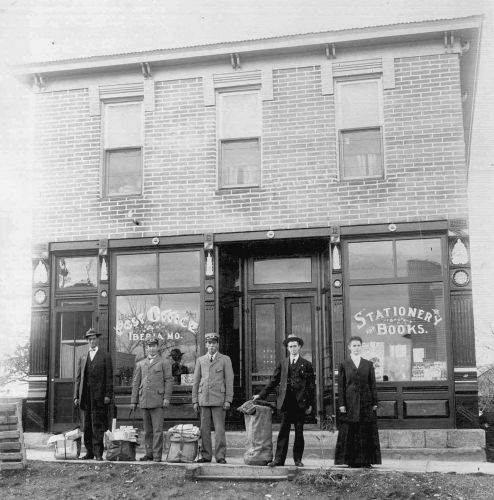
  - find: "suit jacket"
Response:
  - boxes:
[74,349,113,411]
[131,355,174,409]
[192,353,234,407]
[337,357,378,422]
[258,356,315,411]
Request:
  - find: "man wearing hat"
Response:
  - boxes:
[131,337,173,462]
[74,328,114,460]
[192,332,234,464]
[170,348,189,385]
[254,334,315,467]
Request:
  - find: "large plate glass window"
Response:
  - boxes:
[346,237,447,382]
[217,89,261,188]
[336,78,383,180]
[103,100,143,196]
[56,256,98,290]
[113,250,201,386]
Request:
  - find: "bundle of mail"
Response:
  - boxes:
[47,427,83,446]
[168,423,200,442]
[106,418,139,442]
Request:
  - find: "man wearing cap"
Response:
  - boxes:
[192,332,234,464]
[131,337,173,462]
[254,334,315,467]
[74,328,114,461]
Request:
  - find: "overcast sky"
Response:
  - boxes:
[0,0,493,363]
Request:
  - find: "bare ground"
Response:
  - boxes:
[1,462,494,499]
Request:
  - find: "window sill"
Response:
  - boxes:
[215,186,263,195]
[340,175,384,183]
[99,193,143,201]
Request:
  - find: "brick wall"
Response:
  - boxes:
[32,53,468,243]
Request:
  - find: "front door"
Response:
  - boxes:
[248,293,316,399]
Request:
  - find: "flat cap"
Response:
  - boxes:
[204,332,219,342]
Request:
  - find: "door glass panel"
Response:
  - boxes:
[116,253,157,290]
[348,241,394,279]
[159,251,200,288]
[288,301,313,363]
[349,283,447,382]
[56,256,97,289]
[253,303,276,374]
[396,238,442,279]
[114,293,200,385]
[253,258,312,284]
[57,311,92,379]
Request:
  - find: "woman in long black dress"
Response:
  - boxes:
[334,336,381,468]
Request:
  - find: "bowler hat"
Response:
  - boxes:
[170,348,184,359]
[85,328,101,338]
[204,332,219,342]
[283,334,304,347]
[145,337,159,346]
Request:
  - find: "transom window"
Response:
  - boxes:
[103,100,143,196]
[336,78,383,180]
[217,90,261,188]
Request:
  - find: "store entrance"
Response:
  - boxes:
[247,293,316,398]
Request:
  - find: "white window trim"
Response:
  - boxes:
[216,87,262,190]
[335,76,385,181]
[101,98,144,198]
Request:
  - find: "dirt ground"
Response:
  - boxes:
[2,462,494,500]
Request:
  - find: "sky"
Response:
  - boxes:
[0,0,493,367]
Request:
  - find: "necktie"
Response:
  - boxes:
[210,356,213,363]
[291,358,295,365]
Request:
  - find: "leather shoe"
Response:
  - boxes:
[153,459,161,463]
[294,461,304,467]
[268,460,283,467]
[95,456,103,461]
[196,457,211,463]
[216,458,226,464]
[80,454,94,460]
[139,455,154,461]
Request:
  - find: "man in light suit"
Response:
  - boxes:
[254,334,315,467]
[192,332,234,464]
[74,328,113,461]
[131,337,174,462]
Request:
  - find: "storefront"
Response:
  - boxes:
[28,220,477,432]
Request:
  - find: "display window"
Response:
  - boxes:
[345,237,447,382]
[113,250,201,386]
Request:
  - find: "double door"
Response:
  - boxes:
[247,292,317,399]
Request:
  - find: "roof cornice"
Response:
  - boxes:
[13,15,483,76]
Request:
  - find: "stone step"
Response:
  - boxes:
[185,463,298,481]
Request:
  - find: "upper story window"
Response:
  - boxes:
[217,89,261,189]
[103,100,143,196]
[335,78,383,180]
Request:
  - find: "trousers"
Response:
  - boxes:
[199,406,226,461]
[142,407,164,460]
[82,398,107,458]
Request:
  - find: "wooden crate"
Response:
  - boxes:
[0,402,26,471]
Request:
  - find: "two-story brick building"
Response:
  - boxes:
[18,15,482,432]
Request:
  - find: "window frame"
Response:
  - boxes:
[216,87,262,189]
[335,76,385,181]
[101,98,144,198]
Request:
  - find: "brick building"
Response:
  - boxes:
[19,15,482,431]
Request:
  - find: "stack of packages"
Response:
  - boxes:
[47,428,83,460]
[166,424,201,463]
[105,418,139,461]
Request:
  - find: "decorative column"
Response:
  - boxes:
[203,233,216,337]
[26,243,51,431]
[98,239,109,347]
[449,219,478,428]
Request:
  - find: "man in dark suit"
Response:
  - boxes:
[131,337,174,462]
[74,328,113,460]
[192,332,234,464]
[254,334,315,467]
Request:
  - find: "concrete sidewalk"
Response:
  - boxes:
[26,447,494,475]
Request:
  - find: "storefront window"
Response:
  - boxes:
[116,254,157,290]
[56,256,97,289]
[348,241,394,279]
[346,237,446,383]
[113,250,201,386]
[159,251,200,287]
